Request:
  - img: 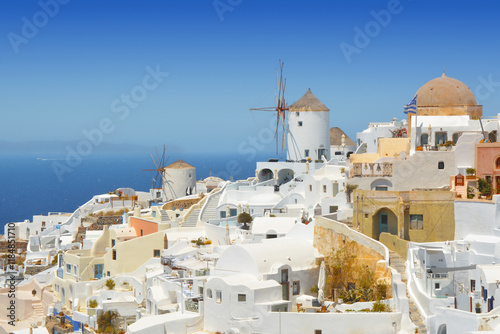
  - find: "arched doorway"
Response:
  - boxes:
[258,169,274,182]
[372,208,398,240]
[277,168,294,185]
[437,324,446,334]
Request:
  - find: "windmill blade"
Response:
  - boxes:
[249,107,278,111]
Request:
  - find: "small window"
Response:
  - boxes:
[471,280,476,292]
[111,239,115,247]
[296,112,299,117]
[453,132,462,144]
[329,206,338,213]
[107,271,110,276]
[438,161,445,169]
[112,249,117,260]
[309,185,312,192]
[152,211,156,218]
[42,221,46,227]
[281,269,288,283]
[66,264,71,273]
[74,266,77,275]
[141,229,144,236]
[436,132,447,145]
[375,186,388,191]
[293,281,300,295]
[323,185,326,193]
[315,331,322,334]
[238,294,246,302]
[305,149,309,157]
[207,289,212,298]
[230,208,237,217]
[298,121,303,127]
[410,214,423,230]
[435,282,441,290]
[220,211,226,218]
[216,290,222,303]
[495,157,500,170]
[365,213,368,218]
[154,249,161,257]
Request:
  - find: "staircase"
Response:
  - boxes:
[24,299,45,325]
[389,250,427,334]
[200,191,222,222]
[182,208,201,227]
[455,185,467,199]
[160,209,170,222]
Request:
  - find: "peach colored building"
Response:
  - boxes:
[129,216,159,236]
[475,142,500,194]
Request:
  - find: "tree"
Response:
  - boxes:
[237,212,253,230]
[345,184,358,203]
[478,178,493,197]
[97,310,118,333]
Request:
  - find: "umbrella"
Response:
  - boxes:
[318,261,326,305]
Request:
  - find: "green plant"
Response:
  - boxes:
[478,178,493,197]
[371,300,390,312]
[444,140,455,147]
[237,212,253,230]
[309,285,319,295]
[105,279,115,290]
[466,168,476,175]
[97,310,118,333]
[476,302,481,308]
[340,168,345,174]
[88,299,98,308]
[467,187,475,199]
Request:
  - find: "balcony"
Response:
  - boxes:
[351,162,392,178]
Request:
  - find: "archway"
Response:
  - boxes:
[258,168,274,182]
[277,168,294,185]
[437,324,446,334]
[370,179,392,191]
[372,208,398,240]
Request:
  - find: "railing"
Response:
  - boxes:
[351,162,392,178]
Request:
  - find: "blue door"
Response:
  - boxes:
[379,213,388,234]
[94,264,103,279]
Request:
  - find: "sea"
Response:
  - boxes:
[0,151,272,232]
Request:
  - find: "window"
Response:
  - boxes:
[107,271,110,276]
[41,221,46,227]
[112,249,117,260]
[141,229,143,236]
[216,290,222,303]
[152,211,156,218]
[199,287,204,296]
[471,280,476,292]
[238,294,246,302]
[66,264,71,274]
[220,211,226,218]
[154,249,161,257]
[230,208,237,217]
[305,149,309,157]
[410,214,423,230]
[315,331,322,334]
[435,282,441,290]
[207,288,212,298]
[281,269,288,283]
[298,121,303,127]
[323,185,326,193]
[375,186,388,191]
[435,132,447,145]
[452,132,462,144]
[74,265,77,275]
[329,206,338,213]
[438,161,445,169]
[489,131,497,143]
[496,157,500,170]
[309,185,312,192]
[296,112,299,117]
[421,134,429,145]
[111,239,115,247]
[293,281,300,295]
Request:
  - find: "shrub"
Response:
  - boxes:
[88,299,98,308]
[309,285,319,295]
[466,168,476,175]
[105,279,115,290]
[371,300,390,312]
[237,212,253,229]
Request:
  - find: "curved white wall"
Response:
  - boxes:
[287,111,330,161]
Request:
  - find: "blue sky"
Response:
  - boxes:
[1,0,500,155]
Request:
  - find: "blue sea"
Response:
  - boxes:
[0,152,271,231]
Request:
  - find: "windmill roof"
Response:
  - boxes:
[165,159,195,169]
[289,88,330,112]
[330,127,356,146]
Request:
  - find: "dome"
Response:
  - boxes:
[416,73,477,107]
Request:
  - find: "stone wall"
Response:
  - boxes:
[0,240,27,253]
[380,233,409,260]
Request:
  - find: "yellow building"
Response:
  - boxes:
[353,189,455,243]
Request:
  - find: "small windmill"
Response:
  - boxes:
[250,60,289,158]
[142,145,170,201]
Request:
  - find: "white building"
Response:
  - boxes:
[163,159,196,201]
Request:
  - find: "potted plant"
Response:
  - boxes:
[237,212,253,230]
[475,302,481,313]
[466,168,476,179]
[478,178,493,199]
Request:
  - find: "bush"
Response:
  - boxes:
[105,279,115,290]
[371,300,391,312]
[88,299,98,308]
[309,285,319,295]
[466,168,476,175]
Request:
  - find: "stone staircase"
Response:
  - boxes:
[200,191,222,222]
[24,299,45,325]
[389,250,427,334]
[182,208,201,227]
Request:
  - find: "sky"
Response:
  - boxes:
[1,0,500,156]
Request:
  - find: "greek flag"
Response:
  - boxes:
[404,94,417,115]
